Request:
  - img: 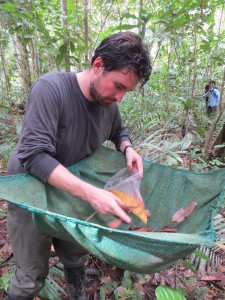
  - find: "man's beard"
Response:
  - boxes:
[89,83,117,107]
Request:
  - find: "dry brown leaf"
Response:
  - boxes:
[0,242,9,258]
[2,267,9,276]
[133,282,145,295]
[86,285,98,297]
[200,276,220,281]
[93,292,100,300]
[127,225,141,231]
[100,276,112,285]
[157,226,177,233]
[135,146,141,153]
[109,190,148,224]
[198,267,207,277]
[115,286,127,297]
[171,201,197,224]
[107,218,122,228]
[216,242,225,250]
[218,272,225,286]
[137,227,152,232]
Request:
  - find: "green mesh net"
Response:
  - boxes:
[1,147,225,274]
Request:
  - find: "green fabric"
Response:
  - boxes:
[1,147,225,274]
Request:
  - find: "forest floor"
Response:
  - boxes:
[0,193,225,299]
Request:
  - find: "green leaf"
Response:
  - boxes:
[70,41,75,53]
[155,286,186,300]
[213,56,224,64]
[182,260,197,275]
[114,24,137,31]
[0,273,12,292]
[122,12,137,20]
[214,144,225,149]
[165,156,178,167]
[55,52,66,65]
[0,104,11,110]
[194,249,211,263]
[185,98,191,110]
[181,132,193,150]
[1,3,16,13]
[124,270,131,278]
[59,44,67,53]
[16,123,22,136]
[198,126,206,137]
[24,34,33,39]
[190,148,200,159]
[176,97,190,109]
[100,286,106,300]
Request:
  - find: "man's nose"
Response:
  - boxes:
[115,91,126,103]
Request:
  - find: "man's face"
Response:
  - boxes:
[89,65,140,107]
[211,82,215,88]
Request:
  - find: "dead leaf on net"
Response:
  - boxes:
[109,190,148,224]
[137,227,152,232]
[157,226,177,233]
[127,225,152,232]
[127,225,141,231]
[171,201,197,224]
[107,218,122,228]
[135,146,141,153]
[128,226,176,233]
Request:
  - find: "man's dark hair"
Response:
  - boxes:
[91,31,152,87]
[205,84,209,92]
[209,80,216,85]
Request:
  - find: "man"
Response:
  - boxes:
[204,80,220,115]
[7,31,151,299]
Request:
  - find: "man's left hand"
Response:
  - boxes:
[125,146,143,178]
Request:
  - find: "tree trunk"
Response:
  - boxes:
[0,43,11,92]
[75,0,81,70]
[13,34,32,96]
[33,0,41,77]
[166,51,170,119]
[212,123,225,162]
[61,0,70,72]
[29,40,37,82]
[84,0,89,64]
[204,67,225,152]
[138,0,143,35]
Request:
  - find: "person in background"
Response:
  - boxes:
[204,83,209,113]
[203,80,220,115]
[7,31,151,299]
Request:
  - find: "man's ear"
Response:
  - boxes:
[92,57,104,74]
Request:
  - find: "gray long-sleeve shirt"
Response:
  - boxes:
[7,72,131,182]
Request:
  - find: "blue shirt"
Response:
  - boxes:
[203,87,220,107]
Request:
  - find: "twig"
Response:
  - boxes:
[85,211,97,222]
[204,67,225,152]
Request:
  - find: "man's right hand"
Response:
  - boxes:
[48,164,131,224]
[87,187,131,223]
